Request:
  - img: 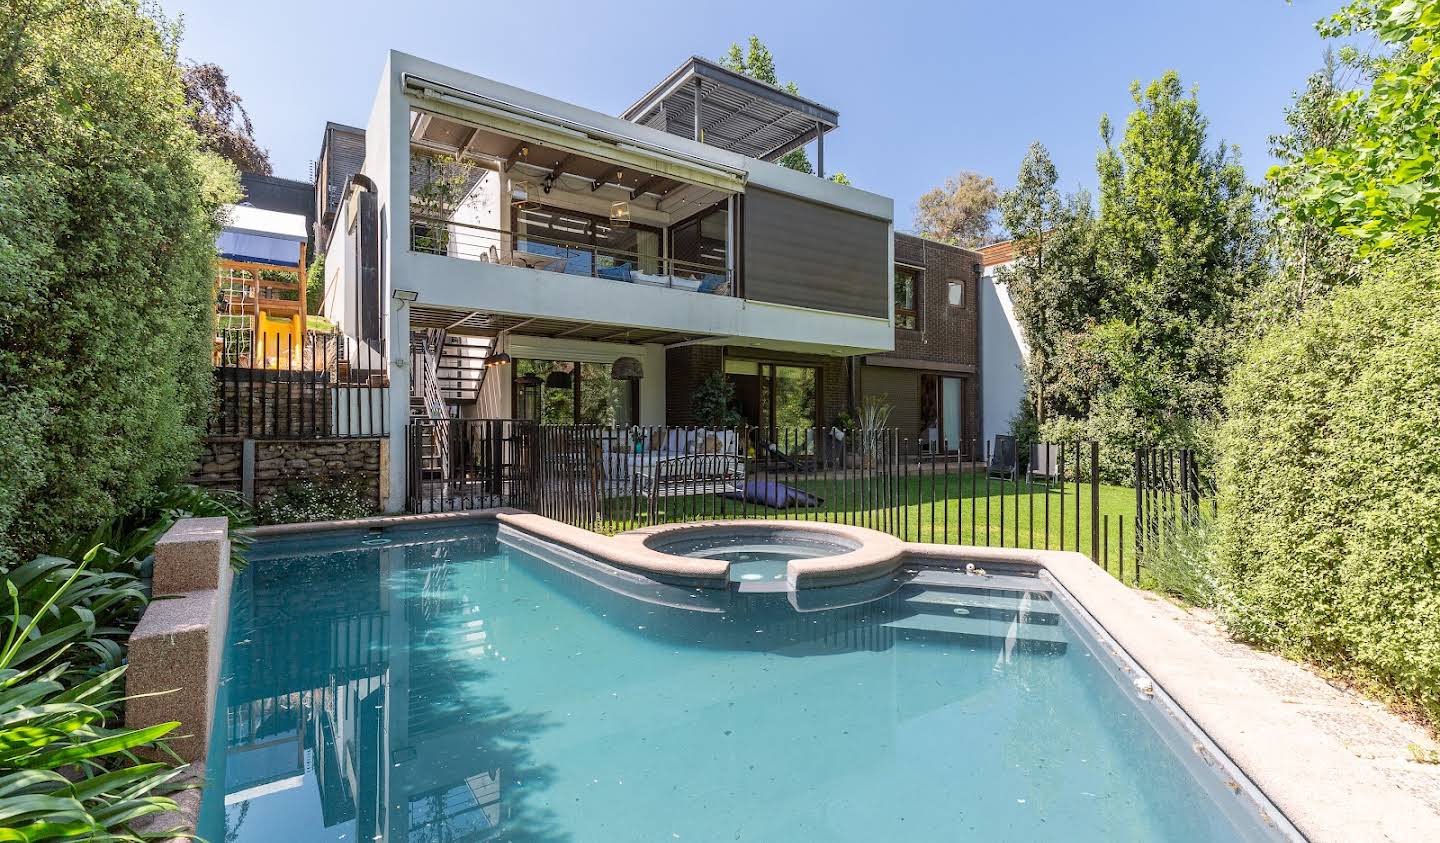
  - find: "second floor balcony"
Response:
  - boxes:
[410,211,732,296]
[407,104,737,299]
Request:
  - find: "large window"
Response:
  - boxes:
[515,205,661,277]
[512,359,638,425]
[724,359,819,448]
[895,266,919,329]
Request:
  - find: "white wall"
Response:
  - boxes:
[981,263,1029,445]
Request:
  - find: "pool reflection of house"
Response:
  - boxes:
[217,533,517,841]
[217,529,1004,841]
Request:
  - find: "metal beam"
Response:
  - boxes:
[665,335,728,350]
[692,78,702,141]
[816,123,825,179]
[445,310,484,330]
[551,322,597,338]
[502,140,529,171]
[630,175,669,200]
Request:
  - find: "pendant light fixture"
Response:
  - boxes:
[610,356,643,380]
[545,369,572,390]
[609,200,631,228]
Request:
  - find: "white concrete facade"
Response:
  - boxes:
[980,259,1028,444]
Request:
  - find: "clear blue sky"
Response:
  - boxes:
[167,0,1335,231]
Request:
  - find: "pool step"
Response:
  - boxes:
[884,602,1068,653]
[904,589,1060,623]
[908,570,1050,594]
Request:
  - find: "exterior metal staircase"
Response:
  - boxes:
[409,329,495,483]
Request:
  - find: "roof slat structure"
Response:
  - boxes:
[621,57,838,163]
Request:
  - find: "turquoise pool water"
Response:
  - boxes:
[198,523,1286,842]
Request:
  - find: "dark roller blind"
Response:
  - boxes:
[741,187,889,318]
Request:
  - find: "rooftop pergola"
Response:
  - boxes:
[621,57,839,175]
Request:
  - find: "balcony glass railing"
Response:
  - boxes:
[409,215,733,295]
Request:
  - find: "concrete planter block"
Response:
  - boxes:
[153,516,230,596]
[125,590,227,763]
[127,517,233,767]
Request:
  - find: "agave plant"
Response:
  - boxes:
[0,560,188,841]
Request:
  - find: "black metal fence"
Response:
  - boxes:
[1134,446,1216,564]
[210,332,388,439]
[406,419,536,513]
[405,422,1155,580]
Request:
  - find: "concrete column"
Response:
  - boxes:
[385,296,412,513]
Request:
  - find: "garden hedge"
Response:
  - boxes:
[1216,239,1440,723]
[0,1,238,562]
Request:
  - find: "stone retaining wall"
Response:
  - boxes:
[252,438,383,508]
[189,437,385,510]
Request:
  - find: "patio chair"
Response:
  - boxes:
[987,434,1018,481]
[1029,443,1060,484]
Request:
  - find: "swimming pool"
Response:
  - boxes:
[198,521,1289,842]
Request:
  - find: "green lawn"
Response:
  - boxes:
[588,469,1148,585]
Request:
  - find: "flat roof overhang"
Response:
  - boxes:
[408,306,711,346]
[621,56,839,163]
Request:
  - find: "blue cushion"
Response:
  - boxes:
[597,263,633,282]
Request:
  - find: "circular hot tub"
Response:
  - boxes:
[644,526,859,584]
[633,521,903,589]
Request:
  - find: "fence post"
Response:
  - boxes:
[1089,440,1100,563]
[1133,447,1145,562]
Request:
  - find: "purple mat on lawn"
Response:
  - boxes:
[724,479,824,509]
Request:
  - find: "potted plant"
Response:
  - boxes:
[691,372,742,430]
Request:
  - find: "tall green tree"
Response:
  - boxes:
[1271,0,1440,252]
[0,0,238,561]
[1253,51,1359,329]
[995,143,1099,425]
[719,36,850,184]
[1085,71,1265,456]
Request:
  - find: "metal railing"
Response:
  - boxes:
[405,423,1150,582]
[210,332,388,439]
[408,214,734,295]
[1134,446,1216,563]
[406,419,536,513]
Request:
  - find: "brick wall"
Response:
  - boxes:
[665,345,724,425]
[880,233,981,369]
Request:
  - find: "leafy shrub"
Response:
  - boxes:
[0,2,240,564]
[257,475,378,525]
[1216,239,1440,724]
[306,252,326,315]
[53,484,253,574]
[0,557,188,840]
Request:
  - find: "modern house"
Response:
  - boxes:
[309,51,997,512]
[977,239,1029,445]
